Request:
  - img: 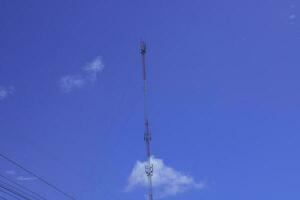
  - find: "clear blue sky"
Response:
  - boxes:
[0,0,299,200]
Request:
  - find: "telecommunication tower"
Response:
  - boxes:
[140,41,154,200]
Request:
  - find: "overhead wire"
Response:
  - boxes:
[0,183,33,200]
[0,153,76,200]
[0,187,23,200]
[0,176,46,200]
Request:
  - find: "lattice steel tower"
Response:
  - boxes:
[140,41,154,200]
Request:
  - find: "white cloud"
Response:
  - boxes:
[84,56,104,82]
[17,176,37,181]
[0,86,14,100]
[60,75,85,93]
[59,56,104,92]
[126,156,204,198]
[4,170,36,181]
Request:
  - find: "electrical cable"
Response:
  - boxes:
[0,153,76,200]
[0,176,46,200]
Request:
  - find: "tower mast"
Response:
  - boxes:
[140,41,154,200]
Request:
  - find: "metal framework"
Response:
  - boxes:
[140,41,153,200]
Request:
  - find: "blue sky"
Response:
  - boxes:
[0,0,300,200]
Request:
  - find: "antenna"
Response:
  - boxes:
[140,41,154,200]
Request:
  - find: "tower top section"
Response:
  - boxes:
[140,41,146,55]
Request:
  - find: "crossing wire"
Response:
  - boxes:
[0,153,76,200]
[0,183,33,200]
[0,187,23,200]
[0,176,46,200]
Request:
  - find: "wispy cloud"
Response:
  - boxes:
[60,75,85,93]
[17,176,38,181]
[126,156,204,198]
[59,56,104,92]
[0,86,14,100]
[289,3,297,24]
[84,56,105,82]
[5,170,16,175]
[4,170,37,182]
[289,14,296,20]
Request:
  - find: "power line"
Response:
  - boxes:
[0,187,23,200]
[0,153,76,200]
[0,183,33,200]
[0,175,47,200]
[0,180,35,200]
